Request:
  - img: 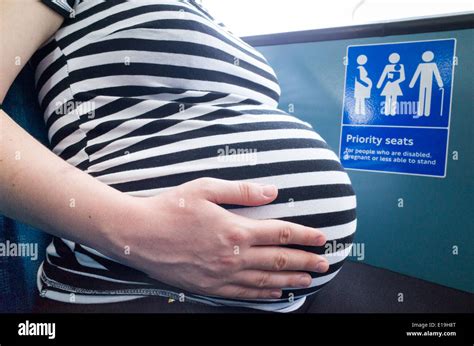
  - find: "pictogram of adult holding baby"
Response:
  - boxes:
[376,53,406,116]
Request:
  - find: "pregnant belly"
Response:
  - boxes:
[85,111,357,301]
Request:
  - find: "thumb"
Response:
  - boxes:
[193,178,278,206]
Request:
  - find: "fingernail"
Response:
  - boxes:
[261,185,277,198]
[299,275,312,287]
[270,290,282,298]
[315,234,326,246]
[316,261,329,273]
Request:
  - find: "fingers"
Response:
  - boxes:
[190,178,278,206]
[214,285,283,299]
[249,219,326,246]
[230,270,312,289]
[243,247,329,273]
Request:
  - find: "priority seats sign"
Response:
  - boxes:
[340,39,456,177]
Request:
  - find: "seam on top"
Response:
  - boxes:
[51,36,92,170]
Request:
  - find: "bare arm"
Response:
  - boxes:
[0,0,63,101]
[0,0,132,253]
[0,109,136,252]
[0,0,329,299]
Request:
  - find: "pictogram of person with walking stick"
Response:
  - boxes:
[409,51,444,117]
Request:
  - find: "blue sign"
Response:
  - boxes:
[340,39,456,177]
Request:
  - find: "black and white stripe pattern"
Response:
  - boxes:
[41,0,79,18]
[33,0,356,312]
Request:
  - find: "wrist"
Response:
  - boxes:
[94,192,146,262]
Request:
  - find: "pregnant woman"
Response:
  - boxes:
[0,0,356,313]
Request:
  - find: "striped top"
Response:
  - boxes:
[33,0,357,312]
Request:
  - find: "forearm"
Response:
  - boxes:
[0,110,136,254]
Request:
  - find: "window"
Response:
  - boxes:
[201,0,474,37]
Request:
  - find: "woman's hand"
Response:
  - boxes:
[110,178,329,300]
[0,111,328,301]
[1,107,327,300]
